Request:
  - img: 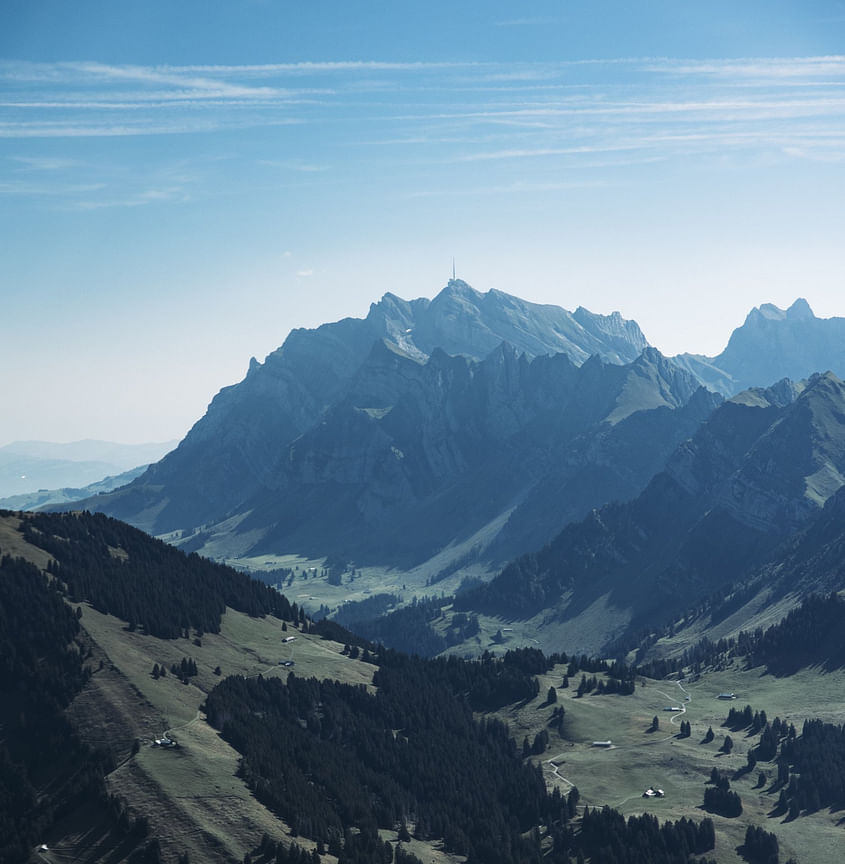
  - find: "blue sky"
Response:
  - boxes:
[2,1,845,444]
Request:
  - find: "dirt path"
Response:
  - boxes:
[544,753,577,789]
[165,708,202,739]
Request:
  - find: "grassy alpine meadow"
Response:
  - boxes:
[54,600,382,864]
[494,660,845,864]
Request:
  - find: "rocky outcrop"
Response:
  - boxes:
[230,342,717,567]
[459,372,845,645]
[675,299,845,396]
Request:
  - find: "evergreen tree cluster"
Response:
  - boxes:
[715,703,845,817]
[566,656,636,696]
[0,551,110,862]
[160,656,199,683]
[633,592,845,680]
[579,806,716,864]
[703,773,742,817]
[204,662,547,863]
[22,511,296,638]
[337,595,485,657]
[205,645,719,864]
[742,825,779,864]
[348,596,449,656]
[777,719,845,813]
[748,593,845,674]
[376,648,544,712]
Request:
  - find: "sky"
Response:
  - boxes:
[2,1,845,445]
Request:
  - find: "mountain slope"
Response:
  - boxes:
[456,372,845,652]
[675,299,845,396]
[70,282,664,565]
[178,345,718,570]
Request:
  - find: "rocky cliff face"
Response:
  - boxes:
[675,299,845,396]
[79,282,845,581]
[459,372,845,648]
[229,341,717,567]
[79,280,655,546]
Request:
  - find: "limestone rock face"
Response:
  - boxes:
[78,281,658,552]
[675,299,845,396]
[77,278,717,572]
[461,371,845,647]
[234,340,716,567]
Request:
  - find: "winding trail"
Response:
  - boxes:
[544,754,577,789]
[609,679,693,807]
[165,708,202,739]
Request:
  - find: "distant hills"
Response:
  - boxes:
[0,439,176,498]
[0,465,148,512]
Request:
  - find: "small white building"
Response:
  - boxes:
[591,740,612,748]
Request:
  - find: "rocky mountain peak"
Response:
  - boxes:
[787,297,814,320]
[712,298,845,394]
[746,298,815,325]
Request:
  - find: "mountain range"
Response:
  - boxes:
[8,283,845,863]
[67,281,703,571]
[71,284,845,588]
[454,371,845,653]
[675,298,845,395]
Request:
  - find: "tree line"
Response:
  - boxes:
[22,511,298,638]
[0,551,112,862]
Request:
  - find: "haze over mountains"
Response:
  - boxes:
[0,439,176,498]
[71,282,845,586]
[68,281,699,566]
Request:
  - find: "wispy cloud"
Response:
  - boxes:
[8,155,79,171]
[646,55,845,80]
[257,159,329,172]
[68,186,191,210]
[4,54,845,208]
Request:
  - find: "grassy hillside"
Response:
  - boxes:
[495,659,845,864]
[67,603,379,864]
[0,513,385,864]
[4,511,843,863]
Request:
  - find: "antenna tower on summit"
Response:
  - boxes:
[452,257,456,281]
